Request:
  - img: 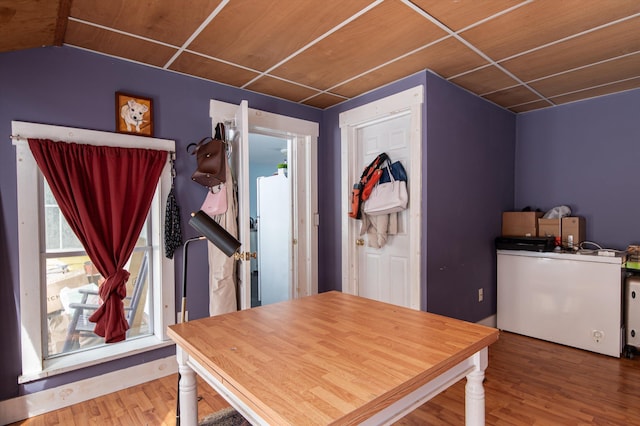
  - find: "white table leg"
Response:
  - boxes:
[465,349,488,426]
[177,346,198,426]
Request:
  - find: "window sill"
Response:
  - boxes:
[18,336,174,384]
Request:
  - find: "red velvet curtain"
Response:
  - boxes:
[28,138,168,343]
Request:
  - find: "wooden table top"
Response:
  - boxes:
[168,291,499,425]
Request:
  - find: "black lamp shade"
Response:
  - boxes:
[189,210,241,257]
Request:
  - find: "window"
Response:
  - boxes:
[45,177,153,357]
[13,121,176,383]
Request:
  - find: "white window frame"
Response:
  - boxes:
[12,121,176,383]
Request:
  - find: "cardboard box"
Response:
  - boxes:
[502,211,544,237]
[562,216,585,246]
[538,218,561,237]
[46,270,89,314]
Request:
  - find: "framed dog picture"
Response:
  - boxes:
[115,92,154,136]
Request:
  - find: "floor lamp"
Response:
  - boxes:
[177,210,241,425]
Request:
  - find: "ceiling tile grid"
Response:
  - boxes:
[2,0,639,112]
[69,0,225,47]
[188,0,378,72]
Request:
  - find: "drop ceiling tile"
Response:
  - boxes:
[271,0,447,90]
[332,37,487,98]
[70,0,224,46]
[170,52,259,87]
[0,0,60,51]
[245,76,321,103]
[550,76,640,105]
[530,52,640,98]
[501,16,640,82]
[509,100,552,113]
[189,0,377,72]
[330,69,406,99]
[64,21,177,67]
[461,0,640,61]
[302,93,346,109]
[407,37,489,78]
[482,85,543,108]
[411,0,525,31]
[450,65,519,96]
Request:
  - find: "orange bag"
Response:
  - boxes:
[348,184,362,219]
[361,169,383,201]
[349,153,389,219]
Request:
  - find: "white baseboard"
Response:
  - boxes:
[477,314,497,328]
[0,356,177,424]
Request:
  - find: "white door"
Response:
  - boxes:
[340,86,423,310]
[210,100,319,310]
[356,113,412,307]
[232,100,252,310]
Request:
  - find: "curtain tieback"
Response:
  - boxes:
[98,268,131,302]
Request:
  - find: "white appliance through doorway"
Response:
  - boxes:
[250,132,292,307]
[340,86,424,310]
[257,168,291,305]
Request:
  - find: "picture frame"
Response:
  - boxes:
[115,92,154,137]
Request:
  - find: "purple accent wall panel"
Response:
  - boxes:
[515,89,640,250]
[0,46,320,400]
[322,71,516,322]
[11,44,636,405]
[425,72,516,321]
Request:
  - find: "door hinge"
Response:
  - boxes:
[234,251,257,261]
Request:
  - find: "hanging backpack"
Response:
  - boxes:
[187,123,227,188]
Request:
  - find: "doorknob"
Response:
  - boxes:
[356,239,365,246]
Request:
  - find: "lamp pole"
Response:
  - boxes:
[176,235,206,426]
[180,236,207,324]
[175,211,241,425]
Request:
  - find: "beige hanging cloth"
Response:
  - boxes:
[360,211,398,248]
[208,164,238,315]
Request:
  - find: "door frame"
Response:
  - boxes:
[210,100,319,310]
[339,86,424,310]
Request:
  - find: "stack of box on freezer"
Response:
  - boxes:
[501,212,586,249]
[537,216,586,247]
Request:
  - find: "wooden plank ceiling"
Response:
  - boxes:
[1,0,639,112]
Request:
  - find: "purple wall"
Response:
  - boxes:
[6,43,634,405]
[515,89,640,250]
[424,73,515,321]
[0,46,321,400]
[321,72,516,322]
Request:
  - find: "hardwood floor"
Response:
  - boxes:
[11,331,640,425]
[398,332,640,425]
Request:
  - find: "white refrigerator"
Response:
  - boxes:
[257,170,291,306]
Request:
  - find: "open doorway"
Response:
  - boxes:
[210,99,319,311]
[249,133,290,307]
